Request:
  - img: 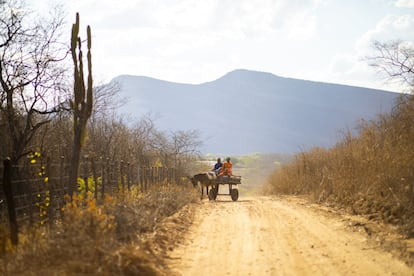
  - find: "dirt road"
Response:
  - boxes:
[168,196,413,275]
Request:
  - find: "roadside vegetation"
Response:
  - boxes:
[265,40,414,237]
[0,186,198,275]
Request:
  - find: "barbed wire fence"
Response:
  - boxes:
[0,155,180,245]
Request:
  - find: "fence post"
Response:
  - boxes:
[103,157,110,198]
[155,167,161,186]
[59,156,64,193]
[83,155,89,195]
[3,158,18,246]
[127,162,131,191]
[100,157,105,200]
[144,168,148,191]
[141,167,145,191]
[150,167,153,187]
[137,167,141,191]
[46,156,54,221]
[120,160,124,192]
[114,160,119,193]
[91,157,98,201]
[140,167,144,191]
[172,168,176,185]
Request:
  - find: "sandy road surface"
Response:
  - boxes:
[168,196,413,276]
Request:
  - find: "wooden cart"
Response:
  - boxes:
[208,175,242,201]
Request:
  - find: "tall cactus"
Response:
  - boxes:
[68,13,93,195]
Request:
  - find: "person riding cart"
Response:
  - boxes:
[219,157,233,177]
[212,158,223,175]
[192,156,241,201]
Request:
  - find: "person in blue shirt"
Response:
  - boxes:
[212,158,223,175]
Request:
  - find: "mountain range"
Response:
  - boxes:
[111,69,400,154]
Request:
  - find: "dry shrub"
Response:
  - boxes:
[265,95,414,237]
[113,184,198,242]
[0,183,198,275]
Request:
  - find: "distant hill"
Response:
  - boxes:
[111,69,400,154]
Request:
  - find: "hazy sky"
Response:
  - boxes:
[33,0,414,92]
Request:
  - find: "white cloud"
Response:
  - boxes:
[327,54,382,89]
[40,0,411,90]
[65,0,326,83]
[285,11,317,40]
[326,14,414,91]
[356,14,414,55]
[395,0,414,8]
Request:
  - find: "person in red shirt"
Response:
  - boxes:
[220,157,233,176]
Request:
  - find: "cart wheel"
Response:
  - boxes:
[213,186,219,200]
[230,189,239,201]
[209,187,217,201]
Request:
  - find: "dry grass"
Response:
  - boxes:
[264,95,414,237]
[0,183,198,275]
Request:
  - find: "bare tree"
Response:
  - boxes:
[148,129,202,170]
[0,0,67,163]
[171,130,201,158]
[368,40,414,92]
[170,129,202,174]
[129,114,158,166]
[92,81,125,118]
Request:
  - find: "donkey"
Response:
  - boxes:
[189,172,218,199]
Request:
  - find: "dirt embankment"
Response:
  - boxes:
[166,196,414,275]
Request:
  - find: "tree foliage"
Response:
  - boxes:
[368,40,414,92]
[0,1,202,185]
[0,0,67,163]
